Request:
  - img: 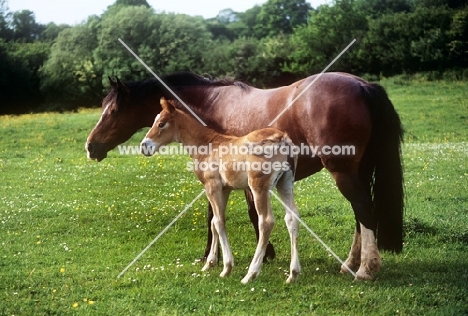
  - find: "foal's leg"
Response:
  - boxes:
[332,172,381,280]
[276,172,301,283]
[202,184,234,277]
[244,189,276,261]
[203,203,214,259]
[241,187,275,284]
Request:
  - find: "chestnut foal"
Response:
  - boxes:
[141,98,300,283]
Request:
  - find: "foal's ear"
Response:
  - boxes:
[160,97,176,113]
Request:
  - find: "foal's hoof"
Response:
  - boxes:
[286,270,300,283]
[201,260,216,272]
[220,268,232,278]
[263,242,276,262]
[241,272,258,284]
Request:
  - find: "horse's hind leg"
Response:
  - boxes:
[340,224,361,274]
[331,171,381,280]
[241,188,275,284]
[244,189,276,261]
[276,171,301,283]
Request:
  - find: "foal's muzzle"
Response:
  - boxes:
[140,139,157,157]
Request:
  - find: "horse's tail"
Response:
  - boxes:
[361,83,404,253]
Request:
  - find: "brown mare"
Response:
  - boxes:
[141,98,300,283]
[86,72,404,280]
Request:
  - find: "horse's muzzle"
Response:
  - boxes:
[85,142,108,162]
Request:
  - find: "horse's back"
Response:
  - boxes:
[284,73,372,156]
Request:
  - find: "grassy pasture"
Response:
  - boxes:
[0,78,467,315]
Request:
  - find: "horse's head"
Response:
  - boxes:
[85,77,159,161]
[140,98,178,157]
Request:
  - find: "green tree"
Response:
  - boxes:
[362,6,453,74]
[255,0,311,37]
[202,34,295,87]
[11,10,43,42]
[40,17,102,109]
[448,5,468,67]
[231,5,262,38]
[114,0,149,7]
[0,0,12,40]
[40,22,70,42]
[285,0,367,75]
[354,0,412,17]
[97,6,211,82]
[0,39,49,113]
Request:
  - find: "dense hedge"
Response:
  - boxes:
[0,0,467,114]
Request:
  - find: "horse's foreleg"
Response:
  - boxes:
[276,173,301,283]
[332,172,381,280]
[244,189,276,261]
[241,188,275,284]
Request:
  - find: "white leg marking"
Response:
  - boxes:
[355,223,381,280]
[277,173,301,283]
[341,228,361,274]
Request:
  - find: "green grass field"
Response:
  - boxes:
[1,77,467,315]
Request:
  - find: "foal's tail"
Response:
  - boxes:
[362,83,404,253]
[283,135,298,178]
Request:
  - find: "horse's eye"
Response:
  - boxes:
[158,122,166,128]
[110,108,118,116]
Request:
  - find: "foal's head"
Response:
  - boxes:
[140,98,179,156]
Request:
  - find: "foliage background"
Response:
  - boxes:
[0,0,468,113]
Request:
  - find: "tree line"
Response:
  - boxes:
[0,0,467,114]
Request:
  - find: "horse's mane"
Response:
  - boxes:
[120,72,250,93]
[105,72,250,125]
[161,72,251,91]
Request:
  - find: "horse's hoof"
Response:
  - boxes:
[354,268,374,281]
[340,262,358,274]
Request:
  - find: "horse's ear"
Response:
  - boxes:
[115,77,128,92]
[160,97,175,113]
[109,76,128,92]
[108,76,117,88]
